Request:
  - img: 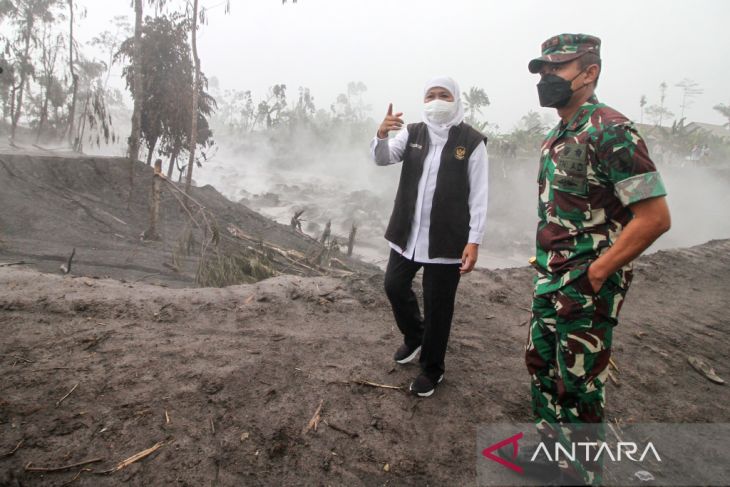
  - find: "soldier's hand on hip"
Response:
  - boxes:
[377,103,404,139]
[586,264,606,293]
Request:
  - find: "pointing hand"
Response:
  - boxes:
[377,103,404,139]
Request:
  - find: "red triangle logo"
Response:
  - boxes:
[481,432,524,474]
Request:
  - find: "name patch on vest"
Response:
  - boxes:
[454,146,466,160]
[554,143,588,195]
[409,143,423,150]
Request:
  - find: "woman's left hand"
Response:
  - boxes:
[460,243,479,274]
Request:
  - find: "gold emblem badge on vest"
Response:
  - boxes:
[454,146,466,160]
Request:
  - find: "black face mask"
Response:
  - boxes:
[536,70,586,108]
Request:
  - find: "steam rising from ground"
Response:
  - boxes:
[196,131,730,269]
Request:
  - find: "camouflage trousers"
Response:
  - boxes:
[525,271,629,485]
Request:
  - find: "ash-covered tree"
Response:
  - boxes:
[183,0,229,197]
[3,0,62,142]
[125,0,170,207]
[645,81,674,127]
[71,57,114,152]
[127,0,169,160]
[215,89,255,133]
[639,94,647,124]
[255,83,288,129]
[158,72,216,181]
[32,19,65,141]
[89,15,131,90]
[463,86,490,131]
[0,53,15,120]
[499,110,551,158]
[116,12,215,171]
[713,103,730,128]
[290,86,315,127]
[675,78,703,119]
[331,81,369,123]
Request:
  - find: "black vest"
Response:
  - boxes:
[384,122,487,259]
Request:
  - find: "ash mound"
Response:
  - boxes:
[0,151,378,288]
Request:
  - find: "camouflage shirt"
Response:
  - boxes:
[534,95,667,295]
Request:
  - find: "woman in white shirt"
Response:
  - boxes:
[370,76,489,397]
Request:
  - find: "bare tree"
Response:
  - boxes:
[89,15,132,90]
[675,78,703,119]
[35,22,63,141]
[645,82,674,127]
[184,0,201,200]
[184,0,230,198]
[126,0,143,205]
[126,0,168,205]
[5,0,65,143]
[65,0,78,146]
[639,94,647,125]
[72,57,113,152]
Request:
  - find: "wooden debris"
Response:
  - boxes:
[109,215,128,226]
[25,457,103,473]
[352,380,402,391]
[56,383,79,407]
[60,248,76,274]
[60,468,91,486]
[607,370,621,387]
[1,439,24,458]
[347,223,357,257]
[0,261,29,268]
[518,320,527,327]
[105,441,165,473]
[609,357,620,373]
[30,366,75,372]
[329,257,353,272]
[165,410,170,425]
[383,463,390,472]
[82,332,112,351]
[688,356,725,385]
[325,420,358,438]
[302,400,324,435]
[11,355,33,367]
[608,421,623,443]
[227,224,330,276]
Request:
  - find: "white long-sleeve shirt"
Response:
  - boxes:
[370,126,489,264]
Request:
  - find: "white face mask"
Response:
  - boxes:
[424,99,456,125]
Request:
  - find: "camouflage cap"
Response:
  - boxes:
[528,33,601,73]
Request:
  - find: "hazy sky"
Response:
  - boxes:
[75,0,730,131]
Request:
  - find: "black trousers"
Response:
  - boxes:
[383,249,461,380]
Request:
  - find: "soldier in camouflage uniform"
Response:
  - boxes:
[521,34,672,485]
